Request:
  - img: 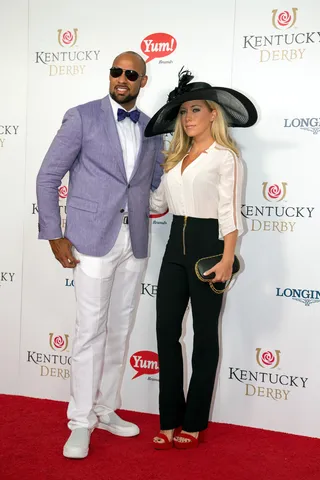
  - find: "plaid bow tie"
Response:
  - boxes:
[117,108,140,124]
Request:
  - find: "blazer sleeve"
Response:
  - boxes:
[151,136,164,191]
[36,107,82,240]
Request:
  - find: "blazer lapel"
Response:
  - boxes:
[100,95,127,181]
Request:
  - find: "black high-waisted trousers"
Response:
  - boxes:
[156,215,225,432]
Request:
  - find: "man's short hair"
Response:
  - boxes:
[114,51,146,76]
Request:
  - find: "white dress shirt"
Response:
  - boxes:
[109,96,140,182]
[150,142,243,240]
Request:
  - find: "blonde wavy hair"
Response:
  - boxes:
[163,100,239,173]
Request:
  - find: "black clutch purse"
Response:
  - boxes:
[195,254,240,294]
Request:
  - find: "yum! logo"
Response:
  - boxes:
[130,350,159,379]
[141,33,177,63]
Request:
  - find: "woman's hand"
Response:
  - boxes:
[204,259,233,284]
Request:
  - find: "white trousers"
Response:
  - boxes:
[67,223,147,430]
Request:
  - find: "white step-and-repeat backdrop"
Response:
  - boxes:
[1,0,320,438]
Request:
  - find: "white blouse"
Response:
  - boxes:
[150,142,243,240]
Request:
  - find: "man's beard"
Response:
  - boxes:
[110,90,139,105]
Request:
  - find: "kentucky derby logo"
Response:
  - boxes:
[57,29,78,47]
[229,348,307,401]
[242,180,314,233]
[256,348,281,369]
[58,185,68,199]
[49,333,69,352]
[272,8,298,30]
[27,334,71,380]
[0,272,15,287]
[242,7,316,63]
[35,28,99,76]
[262,182,287,202]
[0,124,19,149]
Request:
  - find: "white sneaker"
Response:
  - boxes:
[97,412,140,437]
[63,428,91,459]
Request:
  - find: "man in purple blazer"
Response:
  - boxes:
[37,51,163,459]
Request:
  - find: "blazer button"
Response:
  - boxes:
[120,209,124,213]
[128,184,130,188]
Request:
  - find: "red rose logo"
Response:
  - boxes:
[49,333,69,351]
[268,184,281,199]
[272,8,297,30]
[256,347,281,368]
[277,11,292,27]
[261,351,275,366]
[262,181,287,202]
[58,185,68,199]
[53,335,65,349]
[62,30,74,45]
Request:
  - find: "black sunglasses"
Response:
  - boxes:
[110,67,144,82]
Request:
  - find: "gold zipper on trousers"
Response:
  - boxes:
[182,216,188,255]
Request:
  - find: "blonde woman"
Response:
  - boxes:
[145,70,257,450]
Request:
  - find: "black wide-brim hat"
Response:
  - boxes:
[144,69,258,137]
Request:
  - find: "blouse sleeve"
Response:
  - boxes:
[218,150,243,240]
[149,174,168,213]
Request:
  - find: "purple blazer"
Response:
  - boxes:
[36,95,163,258]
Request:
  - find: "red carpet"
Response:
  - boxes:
[1,394,319,480]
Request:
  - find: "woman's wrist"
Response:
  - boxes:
[222,254,234,265]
